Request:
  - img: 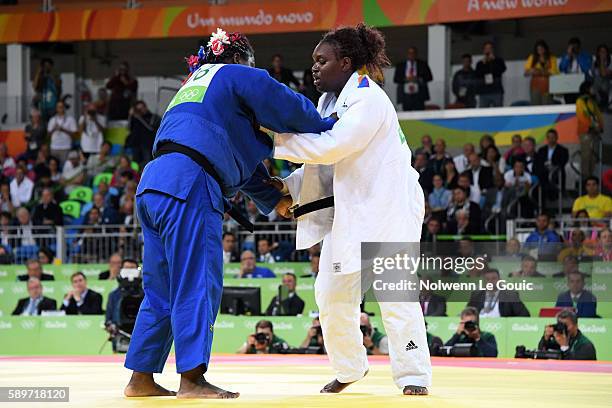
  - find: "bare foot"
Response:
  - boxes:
[177,376,239,399]
[403,385,429,395]
[124,372,176,397]
[320,370,368,394]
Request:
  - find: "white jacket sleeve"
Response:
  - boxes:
[274,92,383,165]
[282,165,304,204]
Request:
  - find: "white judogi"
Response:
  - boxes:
[274,72,432,388]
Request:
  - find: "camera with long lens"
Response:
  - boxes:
[109,268,144,353]
[463,321,478,333]
[254,332,271,345]
[550,322,568,336]
[360,325,372,337]
[515,345,563,360]
[432,343,477,357]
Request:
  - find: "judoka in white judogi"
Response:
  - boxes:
[274,71,432,388]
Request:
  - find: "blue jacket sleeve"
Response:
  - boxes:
[234,67,335,134]
[559,55,570,73]
[240,162,282,215]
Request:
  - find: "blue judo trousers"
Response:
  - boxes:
[125,63,334,374]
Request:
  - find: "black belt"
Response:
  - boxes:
[293,196,334,218]
[154,141,254,233]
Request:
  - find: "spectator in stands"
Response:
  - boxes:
[99,253,123,280]
[61,271,103,315]
[475,41,507,108]
[257,238,276,263]
[307,253,320,278]
[393,46,433,111]
[555,271,597,318]
[360,313,388,355]
[300,317,324,351]
[0,211,11,248]
[23,109,46,161]
[32,188,63,227]
[245,199,268,225]
[237,320,289,354]
[595,228,612,261]
[414,134,433,157]
[299,68,320,105]
[93,87,109,117]
[0,182,14,214]
[430,139,451,175]
[38,247,55,265]
[428,174,451,217]
[0,143,16,179]
[9,167,34,208]
[33,58,61,122]
[452,54,477,108]
[482,145,502,177]
[592,44,611,111]
[106,61,138,120]
[559,37,592,103]
[524,40,559,105]
[468,269,530,317]
[447,209,480,235]
[414,153,434,194]
[467,152,494,194]
[536,128,569,197]
[110,155,139,188]
[14,207,36,247]
[267,54,300,89]
[422,218,441,242]
[572,176,612,219]
[419,281,446,316]
[127,100,160,165]
[502,238,522,259]
[86,141,117,177]
[60,150,86,195]
[557,229,594,263]
[453,143,475,174]
[447,187,481,231]
[48,157,61,183]
[553,255,589,279]
[47,101,77,164]
[525,213,562,260]
[576,81,604,179]
[78,103,106,158]
[478,134,495,158]
[265,272,305,316]
[93,192,119,225]
[17,259,54,281]
[501,134,525,172]
[519,136,537,174]
[538,310,596,360]
[510,255,545,278]
[441,159,459,191]
[503,160,534,217]
[12,277,56,316]
[238,250,275,278]
[222,232,239,264]
[445,306,498,357]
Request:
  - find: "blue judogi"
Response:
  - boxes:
[124,63,334,374]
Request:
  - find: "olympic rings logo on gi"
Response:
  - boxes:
[177,88,201,101]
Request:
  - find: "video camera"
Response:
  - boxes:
[107,268,144,353]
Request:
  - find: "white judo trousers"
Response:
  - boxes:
[274,71,432,388]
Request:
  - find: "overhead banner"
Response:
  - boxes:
[1,0,611,43]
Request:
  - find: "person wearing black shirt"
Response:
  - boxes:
[393,46,433,111]
[452,54,478,108]
[265,273,305,316]
[32,188,63,227]
[537,310,596,360]
[267,54,300,89]
[60,272,103,315]
[17,259,55,281]
[445,307,498,357]
[126,100,160,166]
[475,42,507,107]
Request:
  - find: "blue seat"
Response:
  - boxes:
[15,245,39,263]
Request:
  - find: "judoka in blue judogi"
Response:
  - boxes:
[123,29,334,398]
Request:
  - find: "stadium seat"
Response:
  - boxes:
[130,161,140,172]
[92,173,113,188]
[15,245,39,264]
[68,186,93,203]
[59,200,82,219]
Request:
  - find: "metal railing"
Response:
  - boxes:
[506,217,612,242]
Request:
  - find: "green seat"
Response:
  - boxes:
[130,161,140,172]
[92,172,113,188]
[68,186,93,203]
[59,200,82,219]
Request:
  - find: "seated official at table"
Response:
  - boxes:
[555,271,597,318]
[265,273,305,316]
[12,277,57,315]
[60,272,103,315]
[238,250,275,278]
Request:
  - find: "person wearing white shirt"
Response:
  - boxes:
[47,101,77,164]
[257,238,276,263]
[453,143,475,174]
[504,161,531,189]
[10,167,34,207]
[78,103,107,156]
[61,150,86,194]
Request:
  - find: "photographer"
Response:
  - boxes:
[300,317,325,351]
[445,307,498,357]
[538,310,596,360]
[78,103,106,158]
[105,259,142,352]
[237,320,289,354]
[360,313,388,355]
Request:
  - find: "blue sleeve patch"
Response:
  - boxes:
[357,75,370,88]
